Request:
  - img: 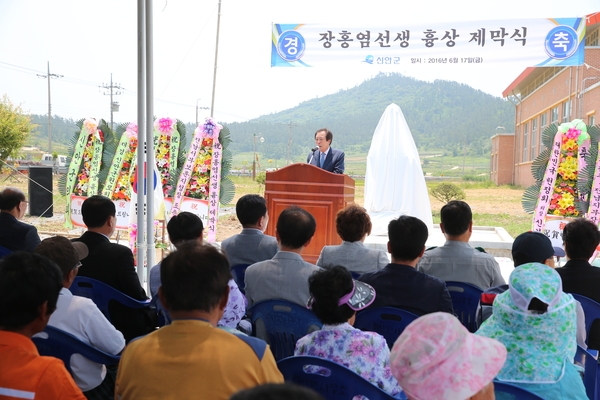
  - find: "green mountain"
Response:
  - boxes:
[25,73,515,162]
[225,72,515,160]
[27,114,79,152]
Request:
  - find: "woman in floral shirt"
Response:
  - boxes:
[294,266,402,397]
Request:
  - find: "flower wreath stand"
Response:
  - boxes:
[169,118,235,243]
[63,118,106,228]
[523,119,600,249]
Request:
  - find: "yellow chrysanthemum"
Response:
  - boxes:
[562,138,577,152]
[558,156,578,180]
[557,192,575,210]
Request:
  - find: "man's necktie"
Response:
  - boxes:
[320,152,325,168]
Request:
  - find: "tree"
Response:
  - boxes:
[0,95,36,162]
[430,183,466,203]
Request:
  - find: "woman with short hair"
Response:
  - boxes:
[316,205,388,274]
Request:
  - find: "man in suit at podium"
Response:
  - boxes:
[306,128,345,174]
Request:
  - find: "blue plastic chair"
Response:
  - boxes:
[0,245,12,259]
[493,380,544,399]
[32,326,120,375]
[354,306,419,348]
[231,264,251,295]
[247,299,322,360]
[445,281,483,333]
[278,355,405,400]
[70,276,152,323]
[575,344,598,400]
[350,271,361,279]
[571,293,600,349]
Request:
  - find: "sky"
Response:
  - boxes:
[0,0,598,126]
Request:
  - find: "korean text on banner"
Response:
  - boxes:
[271,18,585,68]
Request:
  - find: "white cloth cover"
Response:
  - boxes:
[364,103,433,236]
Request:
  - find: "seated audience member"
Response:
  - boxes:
[35,236,125,399]
[0,187,41,252]
[555,218,600,302]
[359,215,454,316]
[391,312,506,400]
[477,263,587,399]
[245,206,321,307]
[417,200,504,290]
[295,266,402,397]
[230,383,324,400]
[150,212,245,328]
[115,242,283,399]
[316,205,388,274]
[479,231,586,348]
[73,195,152,342]
[0,252,85,399]
[221,194,279,266]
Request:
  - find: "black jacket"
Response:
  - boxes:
[359,263,454,316]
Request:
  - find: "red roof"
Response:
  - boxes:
[502,67,536,98]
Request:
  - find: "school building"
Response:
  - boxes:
[491,14,600,187]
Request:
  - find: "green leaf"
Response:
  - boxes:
[522,184,541,214]
[541,123,558,149]
[531,148,550,182]
[219,177,235,205]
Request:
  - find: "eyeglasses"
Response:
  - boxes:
[73,262,82,271]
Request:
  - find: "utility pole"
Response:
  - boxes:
[100,74,123,130]
[37,61,62,153]
[210,0,222,118]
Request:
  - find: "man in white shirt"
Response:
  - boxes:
[35,236,125,399]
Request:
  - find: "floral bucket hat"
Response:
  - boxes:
[390,312,506,400]
[476,262,577,383]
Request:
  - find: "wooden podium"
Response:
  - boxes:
[264,163,355,263]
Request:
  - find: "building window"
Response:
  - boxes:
[590,114,596,127]
[541,113,547,128]
[531,118,538,160]
[586,27,599,46]
[562,100,571,123]
[551,106,559,124]
[523,122,529,162]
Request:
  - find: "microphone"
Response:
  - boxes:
[308,147,319,165]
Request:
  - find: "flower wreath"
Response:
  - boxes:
[63,118,104,227]
[523,119,600,231]
[153,117,181,197]
[170,117,235,242]
[102,123,138,201]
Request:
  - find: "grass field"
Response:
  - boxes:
[226,175,530,238]
[4,168,531,242]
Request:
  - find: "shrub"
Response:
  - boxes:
[430,183,466,203]
[255,172,266,186]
